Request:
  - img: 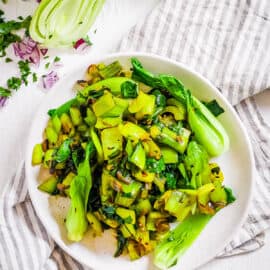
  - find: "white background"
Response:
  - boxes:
[0,1,269,269]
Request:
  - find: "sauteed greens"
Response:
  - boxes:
[32,58,235,268]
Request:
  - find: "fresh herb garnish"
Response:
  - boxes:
[32,73,37,82]
[0,86,11,97]
[5,57,12,63]
[7,77,21,90]
[18,60,31,85]
[45,62,50,69]
[0,11,31,57]
[53,56,61,62]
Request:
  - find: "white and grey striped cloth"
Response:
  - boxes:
[1,0,270,269]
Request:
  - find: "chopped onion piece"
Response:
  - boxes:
[42,71,59,89]
[73,38,90,52]
[0,97,8,108]
[40,48,48,56]
[13,36,41,66]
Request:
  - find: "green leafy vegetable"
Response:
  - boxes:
[121,81,138,98]
[152,89,166,107]
[54,139,72,163]
[184,141,210,189]
[48,98,77,117]
[131,58,229,157]
[114,230,127,257]
[154,214,211,269]
[203,99,225,117]
[186,91,229,157]
[146,157,165,173]
[65,142,95,241]
[99,61,122,79]
[224,187,236,203]
[165,172,177,189]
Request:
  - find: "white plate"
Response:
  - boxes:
[25,52,254,270]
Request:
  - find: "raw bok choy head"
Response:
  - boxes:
[30,0,105,47]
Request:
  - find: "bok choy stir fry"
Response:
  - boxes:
[32,58,235,268]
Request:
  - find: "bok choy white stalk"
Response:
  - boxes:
[30,0,105,47]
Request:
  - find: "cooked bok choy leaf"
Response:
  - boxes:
[131,57,229,157]
[65,142,95,241]
[154,214,211,269]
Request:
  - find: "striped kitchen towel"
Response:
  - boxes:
[1,0,270,269]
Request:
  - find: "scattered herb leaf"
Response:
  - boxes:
[5,57,12,63]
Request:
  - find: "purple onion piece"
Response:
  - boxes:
[13,36,42,66]
[42,71,59,89]
[0,97,8,108]
[40,48,48,56]
[73,38,90,52]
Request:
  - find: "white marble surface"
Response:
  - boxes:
[0,1,270,269]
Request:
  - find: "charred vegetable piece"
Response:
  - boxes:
[70,107,82,126]
[92,92,115,117]
[84,108,97,126]
[38,176,57,194]
[130,142,146,170]
[99,61,122,79]
[101,127,122,160]
[150,125,190,154]
[81,77,137,96]
[45,126,58,144]
[90,127,104,164]
[86,212,103,236]
[118,122,149,141]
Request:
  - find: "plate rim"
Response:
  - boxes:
[25,51,255,270]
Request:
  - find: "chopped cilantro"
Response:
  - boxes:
[5,57,12,63]
[7,77,21,90]
[18,60,31,85]
[0,11,31,57]
[32,72,37,83]
[45,62,50,69]
[53,56,61,62]
[0,86,11,97]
